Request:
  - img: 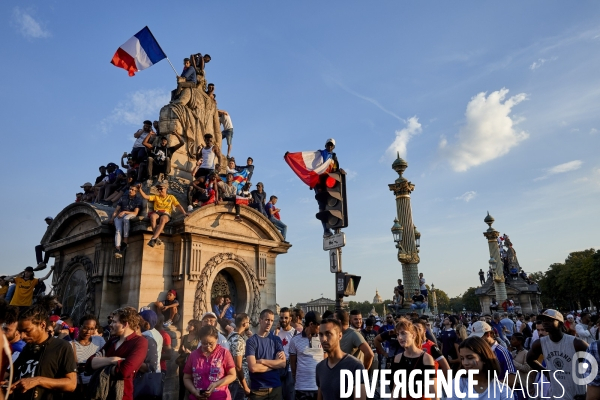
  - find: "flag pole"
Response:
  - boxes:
[166,57,179,77]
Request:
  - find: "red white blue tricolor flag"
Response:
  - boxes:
[284,150,334,189]
[111,26,166,77]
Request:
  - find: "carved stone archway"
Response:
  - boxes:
[193,253,262,326]
[53,255,97,316]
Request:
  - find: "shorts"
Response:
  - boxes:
[222,129,233,146]
[149,211,171,220]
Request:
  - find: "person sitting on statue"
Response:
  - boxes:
[410,289,427,313]
[80,182,95,203]
[235,157,255,182]
[192,53,211,76]
[395,279,405,307]
[265,195,287,241]
[188,175,210,209]
[489,298,499,314]
[249,182,269,218]
[225,158,237,175]
[196,133,222,178]
[218,109,234,158]
[155,289,180,327]
[137,181,189,247]
[131,120,152,163]
[174,58,197,99]
[109,185,142,258]
[218,172,238,204]
[206,82,215,100]
[143,132,185,184]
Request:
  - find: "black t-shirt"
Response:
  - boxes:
[412,294,425,302]
[361,329,377,350]
[116,194,142,212]
[12,337,77,400]
[395,285,404,295]
[379,330,404,355]
[95,173,106,185]
[151,145,175,165]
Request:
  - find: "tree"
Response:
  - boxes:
[461,287,481,313]
[432,288,451,313]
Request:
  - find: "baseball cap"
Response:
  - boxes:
[541,309,564,323]
[44,216,53,221]
[107,162,118,168]
[49,315,60,323]
[140,309,158,328]
[168,289,177,297]
[325,138,336,147]
[305,311,322,326]
[469,321,492,338]
[567,314,574,320]
[155,181,169,188]
[202,312,217,320]
[80,182,93,188]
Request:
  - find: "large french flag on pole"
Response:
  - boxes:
[111,27,166,76]
[284,150,334,189]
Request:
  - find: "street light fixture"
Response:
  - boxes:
[414,227,421,248]
[391,219,403,248]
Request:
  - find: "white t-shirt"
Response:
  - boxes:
[220,114,233,131]
[420,278,426,291]
[143,329,163,372]
[133,130,150,148]
[289,334,323,391]
[278,327,297,370]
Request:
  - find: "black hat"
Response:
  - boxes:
[305,311,322,326]
[25,266,34,272]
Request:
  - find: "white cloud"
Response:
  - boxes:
[529,56,557,70]
[455,191,477,202]
[12,8,50,38]
[383,116,422,160]
[443,88,528,172]
[590,128,598,134]
[534,160,583,181]
[101,89,170,133]
[344,169,357,180]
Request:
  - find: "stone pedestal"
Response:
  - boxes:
[42,201,291,400]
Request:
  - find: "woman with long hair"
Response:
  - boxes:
[177,319,202,400]
[445,336,513,400]
[391,318,436,400]
[183,325,236,400]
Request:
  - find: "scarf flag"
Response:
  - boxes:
[221,168,249,192]
[284,150,334,188]
[111,26,166,76]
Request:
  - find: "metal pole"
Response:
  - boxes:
[165,57,180,77]
[334,229,343,312]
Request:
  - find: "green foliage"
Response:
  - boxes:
[444,287,481,314]
[344,300,392,317]
[533,249,600,311]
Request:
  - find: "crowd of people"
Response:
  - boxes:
[1,271,600,400]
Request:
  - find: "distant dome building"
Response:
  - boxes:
[373,289,383,304]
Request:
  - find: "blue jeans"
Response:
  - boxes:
[270,217,287,240]
[411,302,426,310]
[229,380,245,400]
[114,214,136,247]
[222,129,234,146]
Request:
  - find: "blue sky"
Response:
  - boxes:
[2,2,600,307]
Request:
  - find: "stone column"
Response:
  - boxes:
[389,154,420,304]
[483,213,507,302]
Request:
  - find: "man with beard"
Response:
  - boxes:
[2,305,25,361]
[277,307,297,400]
[526,309,588,400]
[87,307,148,400]
[10,299,77,400]
[290,311,323,400]
[336,310,373,370]
[246,309,286,400]
[316,318,366,400]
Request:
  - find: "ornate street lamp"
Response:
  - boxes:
[391,218,403,249]
[414,227,421,248]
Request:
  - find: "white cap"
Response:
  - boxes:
[202,312,218,320]
[325,138,336,147]
[469,321,492,338]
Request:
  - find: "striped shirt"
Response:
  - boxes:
[491,341,516,379]
[289,333,324,391]
[74,337,106,384]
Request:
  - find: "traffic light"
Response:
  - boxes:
[336,272,361,297]
[315,170,348,229]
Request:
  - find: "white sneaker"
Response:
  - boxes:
[188,205,193,212]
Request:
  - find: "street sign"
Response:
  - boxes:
[323,232,346,251]
[329,249,341,273]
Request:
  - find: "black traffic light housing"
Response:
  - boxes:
[336,272,361,297]
[315,170,348,229]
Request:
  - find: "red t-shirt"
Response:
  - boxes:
[159,330,171,371]
[184,345,235,400]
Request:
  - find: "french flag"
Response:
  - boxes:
[111,26,166,76]
[284,150,334,188]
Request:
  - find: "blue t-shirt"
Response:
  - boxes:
[265,202,275,219]
[11,340,25,354]
[224,305,235,320]
[245,332,284,390]
[213,305,222,317]
[490,320,507,341]
[116,194,142,212]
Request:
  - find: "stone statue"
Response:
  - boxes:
[157,54,224,182]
